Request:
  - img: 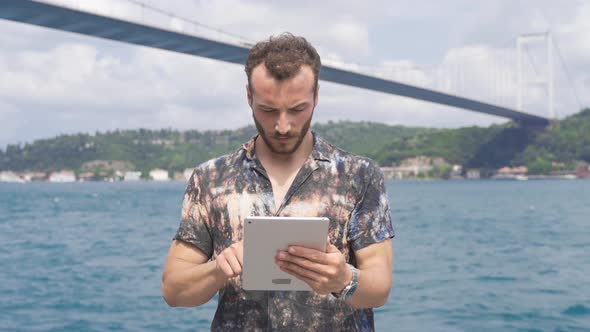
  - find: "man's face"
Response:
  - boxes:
[247,64,318,155]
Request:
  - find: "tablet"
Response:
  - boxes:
[242,216,330,291]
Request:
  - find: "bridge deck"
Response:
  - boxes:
[0,0,549,126]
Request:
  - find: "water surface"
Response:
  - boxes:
[0,180,588,331]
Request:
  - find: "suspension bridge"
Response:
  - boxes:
[0,0,560,126]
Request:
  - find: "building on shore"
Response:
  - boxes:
[48,170,76,182]
[172,171,185,182]
[549,170,578,179]
[576,163,590,178]
[78,172,95,182]
[81,160,134,174]
[449,165,464,180]
[466,169,481,180]
[492,166,528,180]
[381,166,419,179]
[21,172,47,182]
[171,168,194,182]
[124,171,142,181]
[0,171,25,183]
[381,156,450,179]
[183,168,194,181]
[149,169,169,181]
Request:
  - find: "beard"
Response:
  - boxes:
[253,112,313,155]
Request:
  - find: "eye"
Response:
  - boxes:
[260,107,276,113]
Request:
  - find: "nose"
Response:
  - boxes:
[275,111,291,135]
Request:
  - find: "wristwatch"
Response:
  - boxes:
[332,264,359,301]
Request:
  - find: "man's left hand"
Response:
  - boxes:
[275,240,352,295]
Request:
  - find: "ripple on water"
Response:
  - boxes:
[537,268,558,276]
[562,304,590,316]
[3,180,590,332]
[476,276,518,282]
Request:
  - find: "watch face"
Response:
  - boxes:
[342,264,359,301]
[334,265,357,299]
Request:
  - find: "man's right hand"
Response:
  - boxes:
[215,241,244,279]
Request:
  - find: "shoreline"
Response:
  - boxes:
[1,176,588,184]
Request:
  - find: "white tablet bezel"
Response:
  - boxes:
[241,216,330,291]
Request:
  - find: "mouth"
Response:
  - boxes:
[275,136,291,143]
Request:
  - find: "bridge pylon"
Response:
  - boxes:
[517,31,555,121]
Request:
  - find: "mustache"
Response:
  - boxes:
[272,133,294,139]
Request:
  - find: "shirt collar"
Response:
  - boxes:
[242,131,332,163]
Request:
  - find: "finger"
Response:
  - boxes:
[278,259,324,282]
[225,251,242,275]
[279,266,319,291]
[216,255,234,277]
[239,242,244,264]
[280,265,331,295]
[233,241,244,266]
[325,239,340,253]
[277,252,325,274]
[288,246,328,264]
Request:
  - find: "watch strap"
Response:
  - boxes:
[342,264,359,301]
[332,263,359,301]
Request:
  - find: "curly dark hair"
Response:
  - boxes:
[245,33,321,95]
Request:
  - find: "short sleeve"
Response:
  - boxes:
[173,169,214,258]
[348,162,395,251]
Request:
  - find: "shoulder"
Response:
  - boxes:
[316,135,381,178]
[188,146,246,185]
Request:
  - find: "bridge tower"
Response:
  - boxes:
[517,32,555,121]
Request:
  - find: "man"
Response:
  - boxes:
[162,33,394,331]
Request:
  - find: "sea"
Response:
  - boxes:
[0,179,589,331]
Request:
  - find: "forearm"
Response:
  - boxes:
[162,259,227,307]
[346,266,391,309]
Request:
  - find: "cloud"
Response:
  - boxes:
[0,31,251,146]
[316,79,505,129]
[0,0,588,147]
[323,20,370,57]
[0,39,246,111]
[0,102,26,145]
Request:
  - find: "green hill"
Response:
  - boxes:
[1,108,588,177]
[513,108,590,173]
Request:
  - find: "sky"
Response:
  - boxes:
[0,0,588,147]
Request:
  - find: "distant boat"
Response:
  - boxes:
[515,175,528,181]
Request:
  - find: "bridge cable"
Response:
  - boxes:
[533,3,584,113]
[552,35,583,111]
[123,0,255,45]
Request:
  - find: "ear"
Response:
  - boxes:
[246,84,253,108]
[313,83,320,108]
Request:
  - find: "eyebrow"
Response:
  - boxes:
[258,104,275,110]
[289,102,309,109]
[258,102,309,110]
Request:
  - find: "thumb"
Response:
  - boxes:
[326,237,339,253]
[236,240,244,265]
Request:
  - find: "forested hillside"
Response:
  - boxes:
[1,108,588,176]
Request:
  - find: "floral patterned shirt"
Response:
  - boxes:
[174,132,395,331]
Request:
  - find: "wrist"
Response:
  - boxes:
[332,264,359,301]
[338,264,353,293]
